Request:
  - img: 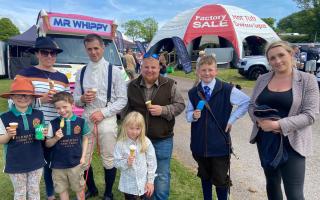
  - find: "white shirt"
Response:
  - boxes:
[114,137,157,196]
[73,58,127,127]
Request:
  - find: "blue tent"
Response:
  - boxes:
[8,25,37,47]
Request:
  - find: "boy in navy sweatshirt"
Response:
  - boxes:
[46,92,90,200]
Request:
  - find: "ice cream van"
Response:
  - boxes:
[36,9,128,83]
[36,10,128,116]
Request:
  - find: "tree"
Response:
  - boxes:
[293,0,320,8]
[121,20,143,41]
[292,0,320,41]
[278,4,320,41]
[122,18,158,42]
[261,17,276,30]
[278,10,314,33]
[140,18,158,43]
[0,18,20,41]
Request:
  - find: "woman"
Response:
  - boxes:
[16,37,69,200]
[159,53,167,77]
[248,41,319,200]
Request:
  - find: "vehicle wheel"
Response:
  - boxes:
[248,65,265,80]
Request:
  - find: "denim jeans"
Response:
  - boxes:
[151,137,173,200]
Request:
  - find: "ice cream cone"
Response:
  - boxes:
[88,88,97,95]
[49,80,55,89]
[145,100,152,108]
[9,122,18,139]
[129,145,136,156]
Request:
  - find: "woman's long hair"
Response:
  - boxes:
[118,111,148,153]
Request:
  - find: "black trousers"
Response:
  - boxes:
[124,193,147,200]
[263,145,305,200]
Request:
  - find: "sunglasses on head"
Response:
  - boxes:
[143,53,159,59]
[39,50,57,57]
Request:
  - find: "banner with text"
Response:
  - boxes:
[172,36,192,73]
[46,12,113,37]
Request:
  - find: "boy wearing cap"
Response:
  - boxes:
[186,55,249,200]
[45,92,90,200]
[0,77,46,200]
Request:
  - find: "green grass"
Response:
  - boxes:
[170,68,256,88]
[0,79,207,199]
[0,79,11,112]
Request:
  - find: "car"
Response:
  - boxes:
[237,56,270,80]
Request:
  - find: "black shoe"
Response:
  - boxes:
[85,190,99,199]
[102,194,113,200]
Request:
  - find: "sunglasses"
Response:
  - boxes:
[13,94,32,99]
[39,50,57,57]
[143,53,159,59]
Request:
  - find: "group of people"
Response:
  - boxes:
[293,43,320,74]
[0,34,318,200]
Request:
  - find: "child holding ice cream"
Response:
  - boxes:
[114,111,157,199]
[0,77,46,200]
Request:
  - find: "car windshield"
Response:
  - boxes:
[49,34,122,66]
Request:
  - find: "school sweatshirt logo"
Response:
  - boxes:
[74,125,81,134]
[33,118,41,128]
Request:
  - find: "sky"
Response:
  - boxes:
[0,0,301,34]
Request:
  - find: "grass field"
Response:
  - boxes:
[0,79,207,199]
[170,68,256,88]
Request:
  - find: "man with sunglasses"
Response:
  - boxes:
[126,53,185,200]
[16,36,70,200]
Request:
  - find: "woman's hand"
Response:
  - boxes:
[257,119,281,133]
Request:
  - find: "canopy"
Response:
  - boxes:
[7,25,37,47]
[149,4,280,57]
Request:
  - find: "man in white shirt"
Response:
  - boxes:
[73,34,127,200]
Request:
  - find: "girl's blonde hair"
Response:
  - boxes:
[118,111,148,153]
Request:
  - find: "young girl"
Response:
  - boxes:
[114,111,157,200]
[0,77,46,200]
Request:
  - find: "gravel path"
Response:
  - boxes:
[171,75,320,200]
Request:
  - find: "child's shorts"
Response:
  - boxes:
[52,164,85,193]
[192,154,231,187]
